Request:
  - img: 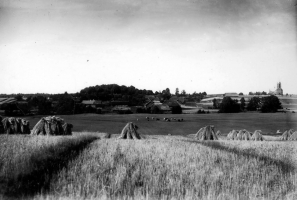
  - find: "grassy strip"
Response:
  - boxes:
[0,134,98,198]
[43,137,296,199]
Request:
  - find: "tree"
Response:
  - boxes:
[175,88,179,96]
[261,91,267,95]
[162,88,171,100]
[15,94,23,101]
[261,95,282,113]
[247,97,261,111]
[181,90,186,96]
[239,92,243,95]
[212,98,219,109]
[219,97,240,113]
[249,92,254,95]
[240,97,246,111]
[55,93,75,115]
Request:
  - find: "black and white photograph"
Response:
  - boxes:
[1,0,297,199]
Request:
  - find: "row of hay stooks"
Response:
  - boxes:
[0,115,73,135]
[197,126,297,141]
[1,115,296,141]
[195,126,268,141]
[118,124,297,141]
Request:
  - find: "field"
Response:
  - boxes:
[23,113,297,135]
[1,113,297,199]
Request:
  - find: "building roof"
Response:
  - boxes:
[156,104,171,111]
[81,100,102,105]
[0,98,17,105]
[163,100,181,107]
[200,97,223,102]
[224,93,239,97]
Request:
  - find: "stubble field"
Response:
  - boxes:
[1,113,297,199]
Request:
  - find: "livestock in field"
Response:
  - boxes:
[227,130,238,140]
[118,122,142,140]
[31,116,73,136]
[251,130,264,141]
[236,129,251,140]
[195,125,218,140]
[289,131,297,140]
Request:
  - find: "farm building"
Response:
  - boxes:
[198,97,224,109]
[81,100,103,108]
[111,105,132,114]
[110,101,130,106]
[0,98,29,115]
[163,100,182,114]
[151,104,171,114]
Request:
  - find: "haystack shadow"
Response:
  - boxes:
[181,139,295,175]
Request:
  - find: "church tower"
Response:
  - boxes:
[275,82,283,95]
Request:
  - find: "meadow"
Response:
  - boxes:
[0,113,297,199]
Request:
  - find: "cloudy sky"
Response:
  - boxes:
[0,0,296,94]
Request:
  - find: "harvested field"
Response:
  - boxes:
[1,113,297,199]
[38,137,297,199]
[21,113,297,136]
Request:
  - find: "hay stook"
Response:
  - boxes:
[227,130,238,140]
[31,116,73,136]
[251,130,264,141]
[289,131,297,140]
[118,122,142,140]
[1,117,17,134]
[236,130,251,140]
[195,125,218,141]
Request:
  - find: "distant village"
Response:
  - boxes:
[0,82,296,116]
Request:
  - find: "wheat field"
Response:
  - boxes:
[29,136,297,200]
[0,132,297,199]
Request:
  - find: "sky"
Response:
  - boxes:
[0,0,296,95]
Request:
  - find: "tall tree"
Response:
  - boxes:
[212,98,219,109]
[175,88,179,95]
[240,97,246,111]
[181,90,186,96]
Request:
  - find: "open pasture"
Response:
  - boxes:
[22,113,297,136]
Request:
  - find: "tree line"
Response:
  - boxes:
[2,84,207,115]
[215,96,282,113]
